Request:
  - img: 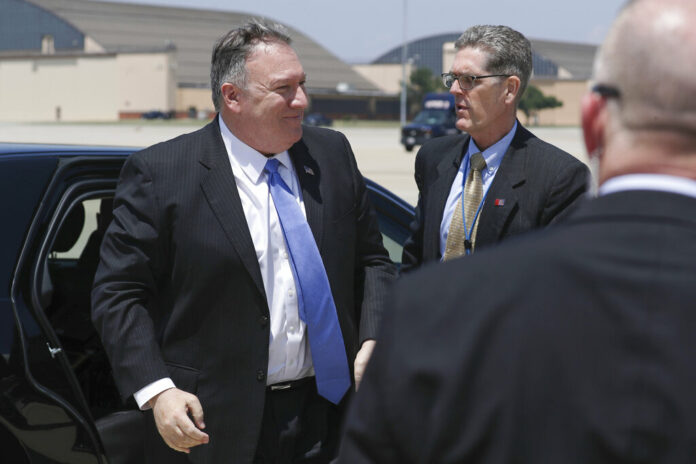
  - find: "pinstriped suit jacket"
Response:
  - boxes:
[91,117,396,463]
[401,123,589,272]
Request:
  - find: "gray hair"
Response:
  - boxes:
[454,25,532,103]
[210,20,292,111]
[593,0,696,133]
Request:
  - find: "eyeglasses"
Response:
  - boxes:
[441,73,511,90]
[591,83,621,99]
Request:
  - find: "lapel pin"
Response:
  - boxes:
[494,199,505,206]
[304,166,314,176]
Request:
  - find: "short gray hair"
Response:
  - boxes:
[455,25,532,102]
[210,20,291,111]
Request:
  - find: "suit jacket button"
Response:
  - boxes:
[257,370,266,382]
[259,315,269,327]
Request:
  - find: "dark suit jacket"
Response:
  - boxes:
[339,190,696,463]
[91,118,396,463]
[401,124,588,271]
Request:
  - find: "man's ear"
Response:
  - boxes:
[505,76,521,104]
[581,92,606,158]
[221,82,242,113]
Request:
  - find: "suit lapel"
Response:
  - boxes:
[197,118,267,300]
[428,135,469,259]
[477,126,527,246]
[289,138,324,248]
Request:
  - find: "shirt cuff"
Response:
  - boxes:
[133,377,176,410]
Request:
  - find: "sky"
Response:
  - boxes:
[97,0,627,63]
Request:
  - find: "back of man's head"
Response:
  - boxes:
[584,0,696,183]
[594,0,696,134]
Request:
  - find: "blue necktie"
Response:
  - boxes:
[264,158,350,404]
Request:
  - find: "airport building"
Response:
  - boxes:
[0,0,395,122]
[1,0,596,125]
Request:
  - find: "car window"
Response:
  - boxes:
[381,234,403,264]
[50,198,101,259]
[366,184,414,267]
[43,195,122,415]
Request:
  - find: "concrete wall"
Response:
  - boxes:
[518,79,587,127]
[117,51,175,113]
[352,63,412,95]
[0,50,176,122]
[176,87,214,114]
[0,54,119,122]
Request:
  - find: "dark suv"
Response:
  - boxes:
[0,143,413,463]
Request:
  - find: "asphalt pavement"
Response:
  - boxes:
[0,121,589,205]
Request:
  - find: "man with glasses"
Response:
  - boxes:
[401,25,588,271]
[339,1,696,461]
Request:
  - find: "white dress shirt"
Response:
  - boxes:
[133,116,313,409]
[599,174,696,199]
[439,121,517,257]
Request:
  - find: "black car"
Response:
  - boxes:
[303,113,333,127]
[0,143,413,463]
[141,110,175,120]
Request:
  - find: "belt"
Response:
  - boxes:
[267,376,315,392]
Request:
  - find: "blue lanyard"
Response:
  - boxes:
[461,160,488,255]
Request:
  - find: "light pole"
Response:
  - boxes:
[399,0,408,126]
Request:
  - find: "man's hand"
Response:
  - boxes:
[354,339,376,390]
[149,387,209,453]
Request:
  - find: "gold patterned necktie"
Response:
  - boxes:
[443,152,487,260]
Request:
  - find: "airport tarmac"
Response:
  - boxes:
[0,121,588,205]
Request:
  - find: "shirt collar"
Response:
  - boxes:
[599,174,696,199]
[218,114,292,184]
[466,120,517,174]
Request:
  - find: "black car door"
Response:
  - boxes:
[4,153,143,463]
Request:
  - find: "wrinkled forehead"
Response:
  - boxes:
[245,42,305,79]
[451,46,491,73]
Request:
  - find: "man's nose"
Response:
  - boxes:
[449,79,466,95]
[292,86,308,109]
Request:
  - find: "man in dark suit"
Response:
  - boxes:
[401,25,588,271]
[339,1,696,462]
[91,21,395,463]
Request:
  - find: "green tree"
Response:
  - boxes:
[406,67,443,118]
[519,85,563,125]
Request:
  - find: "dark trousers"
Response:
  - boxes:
[254,377,344,464]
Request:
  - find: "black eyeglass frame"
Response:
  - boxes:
[441,72,511,90]
[591,84,621,99]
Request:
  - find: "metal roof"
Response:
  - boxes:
[529,39,597,80]
[24,0,379,92]
[373,33,598,80]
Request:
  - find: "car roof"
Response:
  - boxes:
[0,142,135,157]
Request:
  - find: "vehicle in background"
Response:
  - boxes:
[303,112,333,127]
[0,142,413,464]
[141,110,175,120]
[400,93,460,152]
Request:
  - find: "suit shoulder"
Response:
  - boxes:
[300,124,348,144]
[416,134,468,164]
[132,122,214,166]
[420,133,467,152]
[518,127,584,167]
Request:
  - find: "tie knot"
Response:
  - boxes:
[264,158,280,175]
[470,152,486,172]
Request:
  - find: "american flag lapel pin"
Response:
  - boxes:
[494,198,505,206]
[304,166,314,176]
